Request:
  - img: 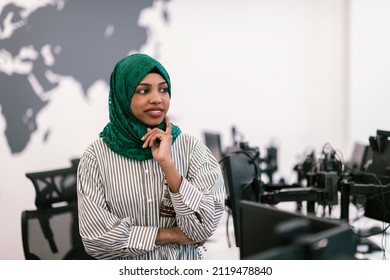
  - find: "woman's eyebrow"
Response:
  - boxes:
[138,81,167,86]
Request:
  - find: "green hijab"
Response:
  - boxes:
[100,53,181,160]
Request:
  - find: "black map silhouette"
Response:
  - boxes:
[0,0,167,153]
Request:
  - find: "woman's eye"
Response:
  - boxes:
[160,87,169,93]
[138,89,148,94]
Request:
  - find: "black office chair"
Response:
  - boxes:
[23,163,93,259]
[25,166,78,209]
[70,158,81,168]
[21,202,93,260]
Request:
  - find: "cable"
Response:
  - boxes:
[225,209,232,248]
[219,148,261,178]
[355,223,390,238]
[344,167,390,258]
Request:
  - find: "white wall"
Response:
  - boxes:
[348,0,390,151]
[1,0,388,260]
[155,0,348,182]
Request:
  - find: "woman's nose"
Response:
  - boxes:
[149,89,162,103]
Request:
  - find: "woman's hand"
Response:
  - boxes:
[142,115,182,192]
[155,226,206,246]
[142,116,173,165]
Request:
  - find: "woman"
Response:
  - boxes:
[77,53,225,260]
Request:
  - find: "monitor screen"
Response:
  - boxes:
[346,142,370,171]
[239,201,356,259]
[367,130,390,183]
[364,189,390,223]
[220,152,260,247]
[363,130,390,222]
[204,132,223,162]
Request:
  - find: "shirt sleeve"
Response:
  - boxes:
[169,141,225,242]
[77,150,159,259]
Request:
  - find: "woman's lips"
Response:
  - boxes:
[145,108,164,117]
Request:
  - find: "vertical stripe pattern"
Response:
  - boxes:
[77,133,225,260]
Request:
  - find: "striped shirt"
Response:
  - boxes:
[77,132,225,260]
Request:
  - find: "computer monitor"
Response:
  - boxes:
[346,142,371,171]
[239,201,356,259]
[204,132,223,162]
[363,130,390,223]
[366,130,390,182]
[364,190,390,223]
[220,151,260,247]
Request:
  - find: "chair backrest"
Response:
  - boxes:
[70,158,80,168]
[21,203,93,260]
[25,166,78,209]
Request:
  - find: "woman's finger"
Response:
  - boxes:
[142,129,164,148]
[165,116,172,135]
[141,121,172,148]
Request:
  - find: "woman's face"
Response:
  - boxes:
[130,72,170,127]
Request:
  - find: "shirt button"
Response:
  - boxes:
[144,169,149,174]
[147,198,152,203]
